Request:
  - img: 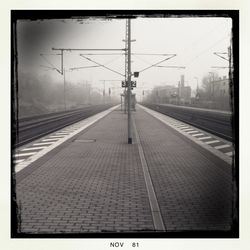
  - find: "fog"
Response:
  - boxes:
[16,17,232,115]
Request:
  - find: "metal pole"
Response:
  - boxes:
[209,72,214,104]
[127,19,132,144]
[124,88,127,113]
[124,20,128,115]
[61,50,64,75]
[63,69,66,111]
[228,46,232,81]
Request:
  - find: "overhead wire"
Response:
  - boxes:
[40,54,61,74]
[138,54,176,73]
[69,54,123,71]
[132,54,153,65]
[176,21,232,65]
[103,54,124,65]
[132,54,185,71]
[184,34,230,69]
[80,54,125,77]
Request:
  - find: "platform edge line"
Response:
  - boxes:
[139,104,232,165]
[133,117,166,231]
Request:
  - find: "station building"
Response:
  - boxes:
[151,75,191,105]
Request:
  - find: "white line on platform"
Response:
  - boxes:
[14,159,25,164]
[192,133,204,137]
[139,104,232,165]
[214,144,231,149]
[14,152,36,157]
[21,146,47,151]
[181,128,193,132]
[15,105,120,173]
[49,135,64,138]
[42,138,59,142]
[205,140,220,145]
[32,142,53,146]
[198,136,212,140]
[176,126,189,129]
[186,130,199,134]
[225,151,233,156]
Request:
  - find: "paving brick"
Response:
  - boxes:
[15,107,234,234]
[16,110,154,233]
[134,108,233,231]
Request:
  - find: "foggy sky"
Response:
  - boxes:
[17,17,232,99]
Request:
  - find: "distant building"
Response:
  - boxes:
[152,85,177,103]
[151,75,191,105]
[213,76,230,98]
[178,75,191,104]
[180,74,185,87]
[196,75,231,110]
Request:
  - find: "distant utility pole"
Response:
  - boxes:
[194,77,199,100]
[99,79,123,105]
[63,69,66,110]
[228,45,233,86]
[209,72,215,102]
[45,24,180,144]
[46,47,125,110]
[178,81,181,105]
[212,46,232,70]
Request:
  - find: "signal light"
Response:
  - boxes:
[134,72,139,78]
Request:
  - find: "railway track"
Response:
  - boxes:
[141,103,233,142]
[14,104,116,147]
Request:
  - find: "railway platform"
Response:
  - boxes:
[14,105,235,234]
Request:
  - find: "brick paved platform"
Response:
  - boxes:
[134,108,233,231]
[15,106,234,234]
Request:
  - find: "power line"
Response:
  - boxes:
[154,65,185,69]
[131,53,176,56]
[103,54,124,66]
[132,54,153,65]
[69,65,100,71]
[213,52,229,61]
[175,21,231,64]
[138,54,176,73]
[52,48,125,51]
[132,54,185,71]
[78,53,125,56]
[184,34,230,68]
[80,54,125,77]
[211,66,232,69]
[40,53,61,74]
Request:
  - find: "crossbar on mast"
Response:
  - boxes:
[52,48,125,51]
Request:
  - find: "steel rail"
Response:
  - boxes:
[142,103,233,142]
[18,107,98,129]
[14,104,115,147]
